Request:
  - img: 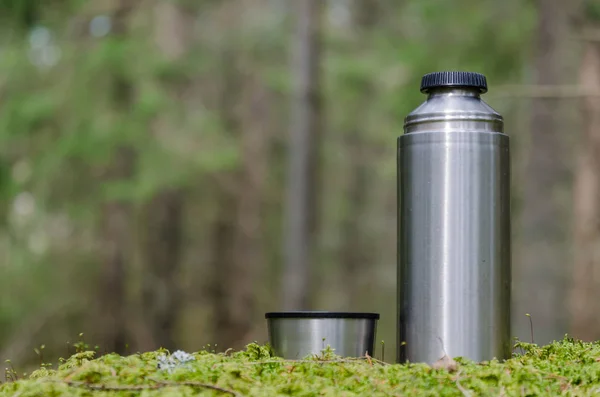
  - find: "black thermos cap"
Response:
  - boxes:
[420,71,488,94]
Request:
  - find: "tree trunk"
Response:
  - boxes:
[99,147,134,355]
[338,0,378,309]
[209,5,269,346]
[140,189,184,350]
[99,194,131,355]
[338,132,370,309]
[282,0,323,311]
[97,1,136,355]
[212,78,269,349]
[516,0,571,344]
[570,37,600,341]
[137,1,193,352]
[207,0,275,348]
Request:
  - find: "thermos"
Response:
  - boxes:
[397,71,511,364]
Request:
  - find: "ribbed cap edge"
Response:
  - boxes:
[420,71,488,93]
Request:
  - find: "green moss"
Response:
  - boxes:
[2,337,600,396]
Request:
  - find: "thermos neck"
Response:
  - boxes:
[403,79,503,134]
[425,87,482,99]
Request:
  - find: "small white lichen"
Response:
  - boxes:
[157,350,195,373]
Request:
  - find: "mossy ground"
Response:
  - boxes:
[1,337,600,396]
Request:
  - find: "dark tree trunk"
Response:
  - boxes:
[209,27,261,348]
[570,35,600,341]
[516,0,571,344]
[338,133,370,309]
[338,0,378,309]
[97,1,137,355]
[140,190,184,350]
[208,4,270,347]
[209,36,244,348]
[137,0,193,352]
[282,0,323,311]
[99,146,134,355]
[211,183,246,349]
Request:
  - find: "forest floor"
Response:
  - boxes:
[0,337,598,396]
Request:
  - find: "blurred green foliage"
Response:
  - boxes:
[0,0,542,370]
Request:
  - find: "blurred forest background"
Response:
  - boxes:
[0,0,599,370]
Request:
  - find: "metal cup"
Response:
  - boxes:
[265,311,379,359]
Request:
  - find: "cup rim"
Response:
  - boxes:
[265,311,380,319]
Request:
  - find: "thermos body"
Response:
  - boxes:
[397,72,511,364]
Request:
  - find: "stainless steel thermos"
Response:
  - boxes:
[397,71,511,364]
